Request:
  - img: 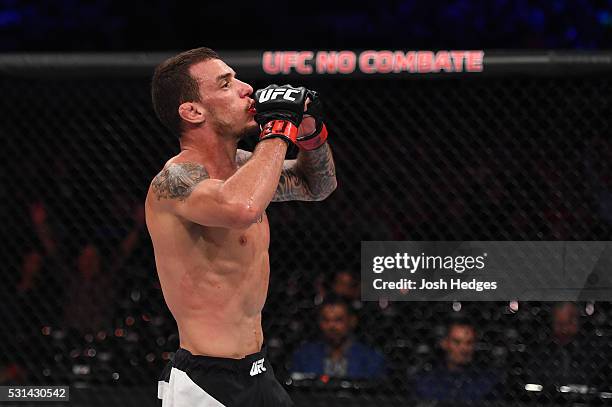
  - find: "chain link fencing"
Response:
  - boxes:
[2,55,612,406]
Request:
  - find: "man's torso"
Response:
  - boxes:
[145,154,270,358]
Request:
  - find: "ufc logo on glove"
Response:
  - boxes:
[257,88,301,102]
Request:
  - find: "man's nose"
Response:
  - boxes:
[241,81,253,97]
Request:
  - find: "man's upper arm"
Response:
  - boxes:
[150,162,254,228]
[236,149,313,202]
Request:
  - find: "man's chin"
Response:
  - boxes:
[326,337,345,347]
[238,122,260,140]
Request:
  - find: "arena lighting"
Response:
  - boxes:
[586,302,595,315]
[524,384,543,392]
[558,385,590,394]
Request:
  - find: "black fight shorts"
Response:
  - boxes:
[158,347,294,407]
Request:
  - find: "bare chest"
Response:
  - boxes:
[199,212,270,257]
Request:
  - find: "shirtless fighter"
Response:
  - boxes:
[146,47,336,406]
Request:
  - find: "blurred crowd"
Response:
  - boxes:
[3,194,612,404]
[1,67,611,405]
[0,196,612,403]
[280,271,612,403]
[2,120,612,404]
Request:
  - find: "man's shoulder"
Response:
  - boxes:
[349,340,382,356]
[152,155,208,180]
[293,341,325,356]
[346,341,386,369]
[147,156,210,206]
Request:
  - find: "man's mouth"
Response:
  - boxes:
[248,100,256,113]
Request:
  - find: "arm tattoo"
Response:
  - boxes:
[151,162,209,201]
[274,167,308,202]
[298,144,337,199]
[235,147,336,202]
[235,149,252,167]
[236,149,310,201]
[273,144,337,202]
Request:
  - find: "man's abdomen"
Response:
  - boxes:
[164,255,270,358]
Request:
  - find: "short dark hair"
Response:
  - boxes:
[151,47,219,137]
[445,316,476,336]
[319,294,353,316]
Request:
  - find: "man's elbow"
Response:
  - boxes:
[311,178,337,201]
[227,203,264,229]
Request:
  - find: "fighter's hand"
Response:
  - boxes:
[296,89,328,151]
[254,84,308,145]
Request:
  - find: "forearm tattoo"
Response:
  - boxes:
[235,147,336,202]
[274,144,337,202]
[299,144,337,198]
[151,163,209,201]
[274,167,308,202]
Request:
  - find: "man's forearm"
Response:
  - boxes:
[295,143,337,200]
[222,138,288,214]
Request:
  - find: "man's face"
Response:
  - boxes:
[553,303,579,342]
[319,304,352,347]
[442,324,476,368]
[189,59,258,139]
[332,272,360,300]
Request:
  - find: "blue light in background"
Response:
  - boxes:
[0,9,21,27]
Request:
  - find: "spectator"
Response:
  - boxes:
[313,270,361,305]
[413,319,500,402]
[63,200,147,335]
[525,302,608,389]
[291,295,385,380]
[0,362,25,384]
[63,242,112,335]
[332,270,360,302]
[15,200,68,334]
[17,201,60,295]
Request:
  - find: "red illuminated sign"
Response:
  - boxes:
[262,50,484,75]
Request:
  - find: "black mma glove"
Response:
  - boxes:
[296,89,328,151]
[254,84,307,145]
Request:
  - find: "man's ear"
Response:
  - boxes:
[440,337,449,350]
[178,102,206,124]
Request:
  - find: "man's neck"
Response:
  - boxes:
[179,130,239,179]
[554,335,575,347]
[327,337,352,361]
[446,361,469,372]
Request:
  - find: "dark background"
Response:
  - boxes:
[0,0,612,51]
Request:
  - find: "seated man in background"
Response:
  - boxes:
[331,270,361,303]
[318,270,363,311]
[413,318,500,402]
[290,295,386,380]
[525,302,608,389]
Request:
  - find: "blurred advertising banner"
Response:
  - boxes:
[2,50,611,78]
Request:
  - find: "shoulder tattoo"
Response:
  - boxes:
[151,162,209,201]
[235,149,252,167]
